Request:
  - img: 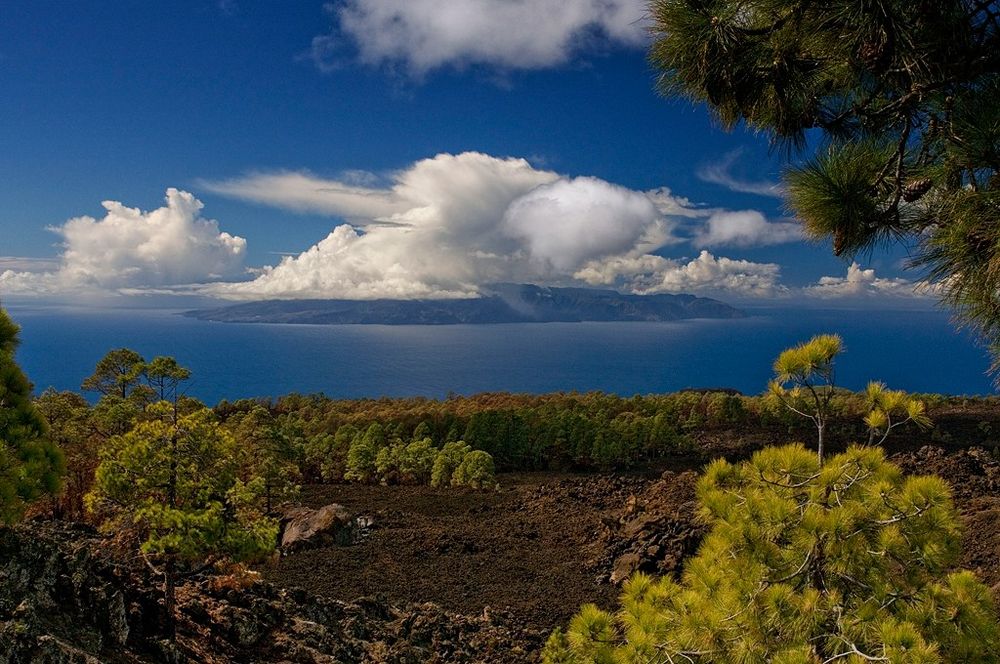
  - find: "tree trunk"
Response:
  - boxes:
[164,559,177,639]
[817,419,825,465]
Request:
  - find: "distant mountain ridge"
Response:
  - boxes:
[184,284,744,325]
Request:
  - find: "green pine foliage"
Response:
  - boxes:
[86,405,279,562]
[86,403,280,636]
[327,424,359,480]
[450,450,498,490]
[648,0,1000,376]
[431,441,472,488]
[345,422,385,483]
[412,420,433,442]
[398,438,437,484]
[207,385,964,477]
[356,436,495,489]
[231,406,301,513]
[374,441,404,483]
[144,355,191,402]
[81,348,146,399]
[547,444,1000,663]
[0,309,63,525]
[34,388,93,520]
[769,334,842,462]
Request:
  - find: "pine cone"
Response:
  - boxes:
[833,230,847,256]
[858,31,890,71]
[902,178,933,202]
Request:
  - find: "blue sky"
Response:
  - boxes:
[0,1,927,306]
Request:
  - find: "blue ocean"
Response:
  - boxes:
[6,305,995,403]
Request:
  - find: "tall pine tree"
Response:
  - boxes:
[0,308,63,525]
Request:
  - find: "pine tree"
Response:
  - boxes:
[431,441,472,488]
[547,444,1000,663]
[34,388,92,519]
[0,309,63,524]
[344,422,385,483]
[649,0,1000,375]
[86,405,278,636]
[144,355,191,403]
[864,381,933,445]
[228,405,299,513]
[768,334,842,463]
[81,348,146,399]
[451,450,498,490]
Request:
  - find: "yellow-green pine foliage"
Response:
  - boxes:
[0,309,64,525]
[772,334,841,387]
[864,381,933,445]
[451,449,498,490]
[86,406,277,563]
[548,444,1000,663]
[431,441,471,488]
[398,438,436,484]
[769,334,842,461]
[345,422,385,483]
[374,441,405,482]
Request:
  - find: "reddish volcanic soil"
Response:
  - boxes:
[265,446,1000,635]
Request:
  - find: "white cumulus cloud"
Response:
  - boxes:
[575,250,784,298]
[502,177,666,273]
[806,263,932,300]
[692,210,803,248]
[206,152,691,299]
[312,0,648,75]
[0,189,246,296]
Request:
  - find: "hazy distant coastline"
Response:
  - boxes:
[182,283,743,325]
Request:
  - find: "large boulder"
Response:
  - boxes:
[279,504,358,551]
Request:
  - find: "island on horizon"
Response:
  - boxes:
[184,283,744,325]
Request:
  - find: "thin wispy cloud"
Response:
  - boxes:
[697,149,785,199]
[0,256,61,273]
[311,0,649,77]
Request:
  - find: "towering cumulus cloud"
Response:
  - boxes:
[0,189,246,295]
[313,0,648,75]
[205,152,717,300]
